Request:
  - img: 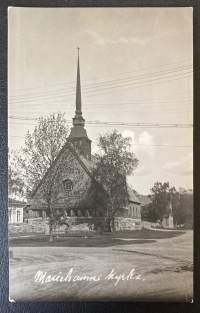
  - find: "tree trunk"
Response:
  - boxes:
[106,216,115,232]
[107,217,112,232]
[48,204,54,242]
[110,217,115,232]
[49,224,53,242]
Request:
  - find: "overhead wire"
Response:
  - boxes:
[9,57,192,93]
[9,63,193,104]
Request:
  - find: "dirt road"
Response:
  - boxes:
[9,231,193,302]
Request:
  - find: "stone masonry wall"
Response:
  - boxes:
[8,217,105,235]
[9,218,49,234]
[9,216,142,234]
[114,217,142,231]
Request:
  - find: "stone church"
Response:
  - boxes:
[28,52,142,231]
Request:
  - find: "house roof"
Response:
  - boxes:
[8,198,27,207]
[127,186,141,204]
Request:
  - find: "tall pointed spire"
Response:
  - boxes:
[68,49,92,160]
[75,47,82,116]
[72,48,85,127]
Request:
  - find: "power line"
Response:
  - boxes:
[10,69,192,102]
[83,73,192,98]
[8,100,192,115]
[9,58,192,94]
[9,64,192,104]
[8,95,193,117]
[8,135,192,149]
[8,96,193,109]
[8,115,193,128]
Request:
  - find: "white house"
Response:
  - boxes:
[8,198,26,224]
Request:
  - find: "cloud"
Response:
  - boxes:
[85,30,151,47]
[85,30,105,46]
[137,131,155,158]
[138,131,154,146]
[134,165,152,176]
[122,129,140,156]
[107,36,151,46]
[163,152,193,175]
[122,129,135,141]
[122,129,155,158]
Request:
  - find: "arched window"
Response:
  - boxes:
[63,179,73,194]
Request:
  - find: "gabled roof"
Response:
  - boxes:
[79,154,95,172]
[137,194,152,206]
[30,140,104,199]
[127,186,141,204]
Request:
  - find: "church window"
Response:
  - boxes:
[63,179,73,194]
[17,210,21,223]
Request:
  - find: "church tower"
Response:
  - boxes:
[68,49,92,160]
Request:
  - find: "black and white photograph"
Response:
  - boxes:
[8,7,193,302]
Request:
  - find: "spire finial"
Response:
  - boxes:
[77,47,80,62]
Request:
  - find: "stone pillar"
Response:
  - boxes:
[64,209,68,217]
[77,210,82,217]
[86,210,90,217]
[70,209,74,217]
[42,210,46,220]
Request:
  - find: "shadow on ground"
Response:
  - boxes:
[9,229,185,247]
[10,237,157,247]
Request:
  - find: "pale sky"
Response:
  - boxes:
[8,7,193,194]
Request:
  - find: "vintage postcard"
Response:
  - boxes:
[8,7,193,301]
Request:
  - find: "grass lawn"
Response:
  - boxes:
[9,228,185,247]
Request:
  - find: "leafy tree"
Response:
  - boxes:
[173,191,193,227]
[93,130,138,231]
[17,113,69,195]
[37,160,65,242]
[8,150,26,198]
[145,183,193,227]
[149,182,176,222]
[141,201,156,222]
[14,113,69,241]
[151,182,170,221]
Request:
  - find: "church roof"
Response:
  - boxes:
[30,141,142,206]
[30,140,98,199]
[79,154,95,172]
